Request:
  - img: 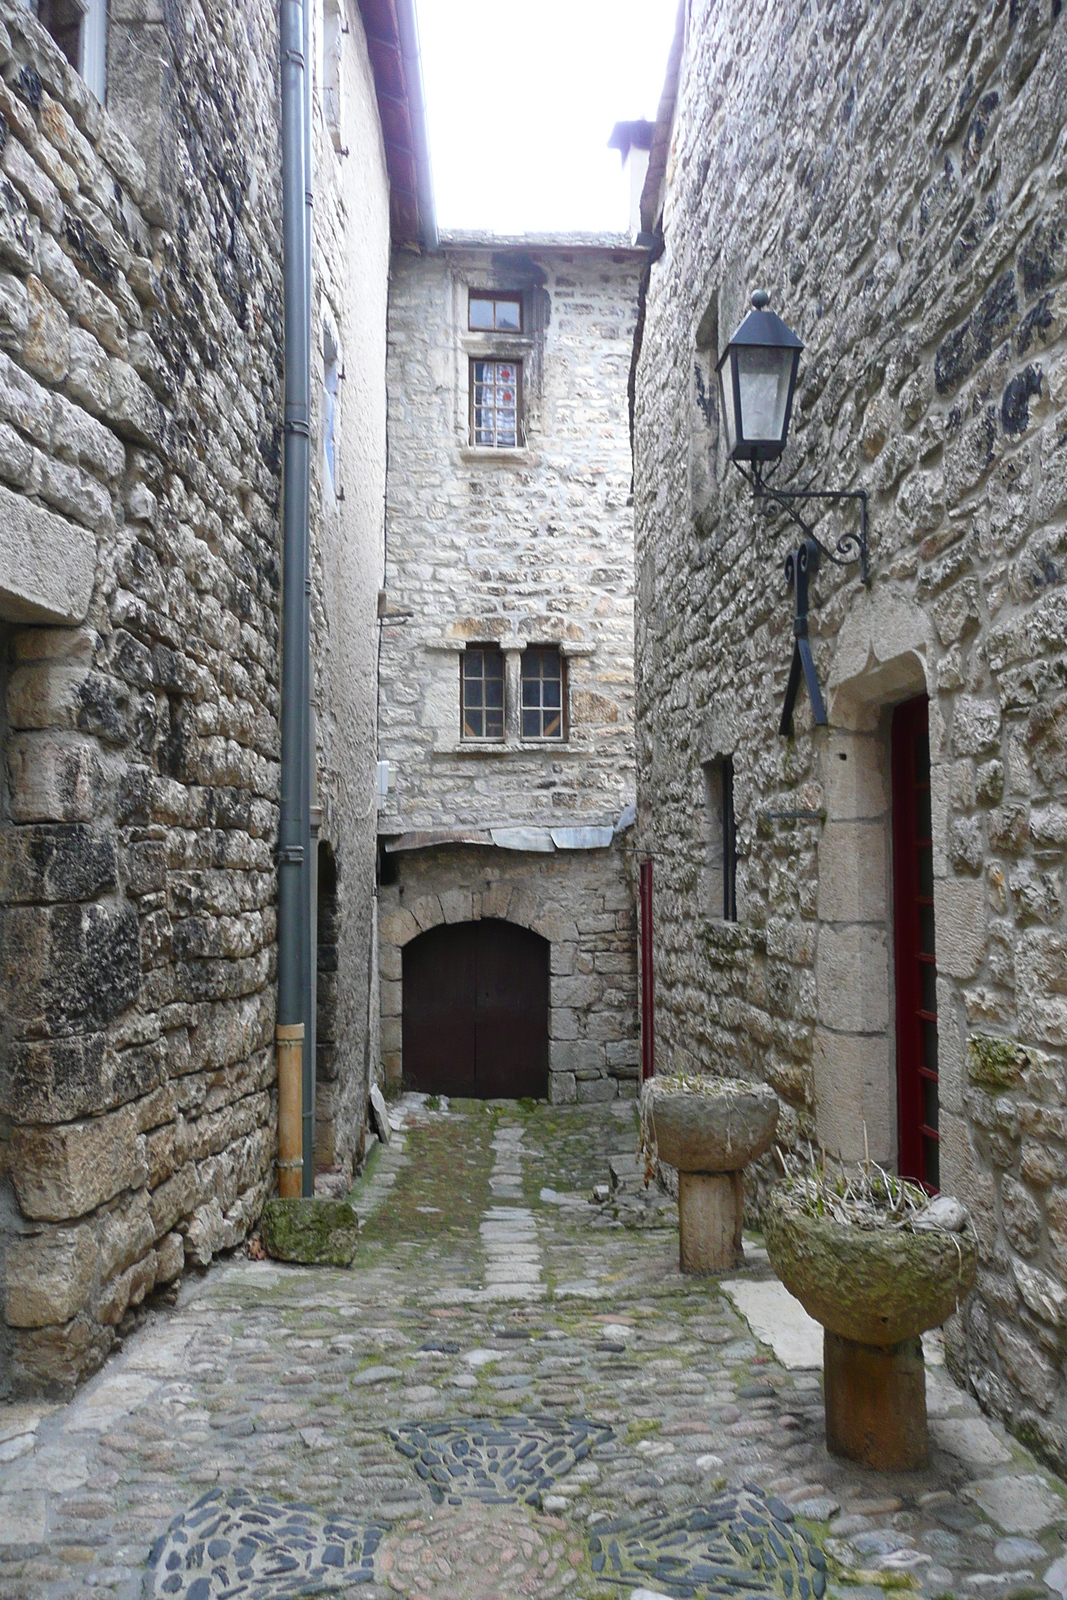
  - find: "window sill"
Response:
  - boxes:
[434,740,579,758]
[439,742,511,757]
[458,446,537,466]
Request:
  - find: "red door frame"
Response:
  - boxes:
[640,859,654,1080]
[891,696,939,1191]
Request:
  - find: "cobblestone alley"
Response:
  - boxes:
[1,1098,1065,1600]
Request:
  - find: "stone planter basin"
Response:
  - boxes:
[643,1076,779,1274]
[648,1078,779,1174]
[763,1188,977,1347]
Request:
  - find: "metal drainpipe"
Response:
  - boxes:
[277,0,312,1201]
[299,0,316,1197]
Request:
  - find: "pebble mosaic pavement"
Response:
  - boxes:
[1,1097,1067,1600]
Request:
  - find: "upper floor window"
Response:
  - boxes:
[521,647,564,740]
[469,292,522,333]
[461,646,505,740]
[25,0,107,100]
[471,359,520,448]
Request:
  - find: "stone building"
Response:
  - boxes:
[0,0,432,1391]
[632,0,1067,1465]
[377,236,643,1106]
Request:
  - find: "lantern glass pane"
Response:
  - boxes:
[717,358,738,455]
[736,344,794,445]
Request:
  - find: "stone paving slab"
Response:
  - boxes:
[0,1098,1065,1599]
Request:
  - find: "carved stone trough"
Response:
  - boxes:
[765,1185,976,1470]
[642,1075,779,1273]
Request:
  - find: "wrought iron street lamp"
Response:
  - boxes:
[718,291,870,736]
[716,291,801,463]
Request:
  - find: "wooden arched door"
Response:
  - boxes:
[403,919,549,1099]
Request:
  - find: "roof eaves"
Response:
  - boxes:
[358,0,438,250]
[640,0,686,236]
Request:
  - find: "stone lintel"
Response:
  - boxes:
[0,484,96,626]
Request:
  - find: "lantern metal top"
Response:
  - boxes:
[721,293,804,357]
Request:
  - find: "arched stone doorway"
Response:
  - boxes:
[402,919,549,1099]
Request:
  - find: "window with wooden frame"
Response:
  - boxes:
[469,291,522,332]
[470,359,521,448]
[521,647,565,740]
[461,646,505,740]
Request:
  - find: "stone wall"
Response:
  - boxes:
[633,0,1067,1466]
[307,1,390,1178]
[379,843,639,1104]
[0,0,388,1392]
[379,240,644,1099]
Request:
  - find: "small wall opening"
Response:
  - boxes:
[323,322,341,500]
[701,755,737,921]
[314,841,339,1170]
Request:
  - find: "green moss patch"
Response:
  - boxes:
[261,1197,360,1266]
[967,1033,1028,1090]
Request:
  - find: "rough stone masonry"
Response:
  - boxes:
[0,0,391,1393]
[378,238,644,1105]
[633,0,1067,1470]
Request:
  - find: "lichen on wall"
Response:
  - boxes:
[0,0,388,1393]
[634,0,1067,1469]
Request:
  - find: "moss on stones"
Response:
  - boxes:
[967,1033,1029,1090]
[261,1197,360,1267]
[764,1187,976,1346]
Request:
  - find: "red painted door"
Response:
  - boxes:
[892,696,939,1191]
[403,920,549,1099]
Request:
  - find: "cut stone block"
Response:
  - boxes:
[260,1197,360,1267]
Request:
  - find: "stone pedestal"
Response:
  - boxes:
[824,1329,928,1470]
[644,1076,779,1277]
[678,1170,744,1273]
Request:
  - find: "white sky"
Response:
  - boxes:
[416,0,679,235]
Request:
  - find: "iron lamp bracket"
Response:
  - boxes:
[730,460,871,737]
[736,460,870,585]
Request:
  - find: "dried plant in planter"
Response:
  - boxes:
[773,1144,969,1235]
[764,1144,977,1472]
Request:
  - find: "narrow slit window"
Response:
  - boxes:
[471,359,521,448]
[30,0,107,100]
[521,647,564,740]
[323,323,340,497]
[469,292,522,332]
[703,757,737,921]
[461,647,505,741]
